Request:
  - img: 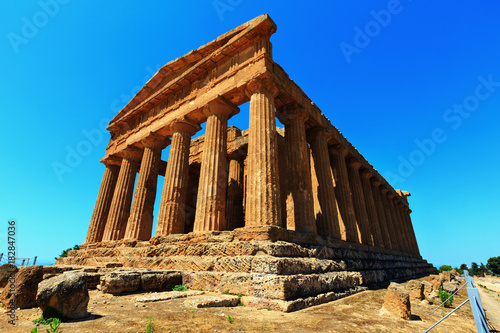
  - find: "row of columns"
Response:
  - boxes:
[85,77,419,257]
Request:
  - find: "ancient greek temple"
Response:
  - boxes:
[63,14,435,310]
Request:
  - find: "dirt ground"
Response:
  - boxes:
[2,275,498,333]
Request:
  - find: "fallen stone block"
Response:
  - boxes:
[184,295,240,308]
[381,282,411,320]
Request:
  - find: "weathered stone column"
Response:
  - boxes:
[370,179,392,249]
[194,98,239,232]
[394,200,411,253]
[360,171,384,247]
[346,159,373,245]
[226,157,245,230]
[278,104,316,234]
[387,193,404,252]
[85,161,120,243]
[380,187,398,250]
[102,148,142,241]
[244,78,282,228]
[329,147,359,242]
[124,135,167,240]
[308,129,340,238]
[156,120,200,235]
[405,208,421,256]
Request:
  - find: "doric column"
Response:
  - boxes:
[85,161,120,243]
[102,148,142,241]
[278,104,316,234]
[308,129,340,238]
[329,147,359,242]
[346,159,373,245]
[387,192,404,252]
[393,199,410,253]
[194,98,239,232]
[370,179,392,249]
[156,120,200,235]
[360,171,384,247]
[244,78,282,228]
[405,208,421,256]
[226,157,245,230]
[380,187,398,250]
[124,134,167,240]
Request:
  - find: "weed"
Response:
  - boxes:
[172,284,189,292]
[267,307,271,311]
[191,309,196,318]
[31,328,38,333]
[344,302,349,305]
[46,318,61,333]
[222,290,230,295]
[226,314,234,323]
[145,315,154,333]
[438,287,454,308]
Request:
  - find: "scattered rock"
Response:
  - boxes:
[420,299,430,306]
[36,272,90,319]
[422,280,433,295]
[381,282,411,320]
[184,295,240,308]
[443,281,457,294]
[135,290,204,303]
[0,263,17,288]
[140,272,182,291]
[406,280,424,301]
[425,294,438,304]
[439,271,451,283]
[100,270,141,294]
[0,265,43,309]
[428,275,443,291]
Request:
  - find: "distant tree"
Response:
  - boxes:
[459,263,468,271]
[454,267,464,275]
[486,256,500,275]
[469,262,479,276]
[439,265,453,273]
[54,244,80,260]
[479,263,487,276]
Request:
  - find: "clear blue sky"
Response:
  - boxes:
[1,1,499,268]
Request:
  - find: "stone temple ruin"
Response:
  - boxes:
[61,14,436,310]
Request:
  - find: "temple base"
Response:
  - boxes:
[59,227,436,310]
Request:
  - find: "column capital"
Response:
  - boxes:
[244,77,279,98]
[329,144,349,157]
[119,146,143,160]
[306,127,331,143]
[203,95,240,118]
[387,192,395,199]
[142,132,170,149]
[370,177,382,187]
[360,169,373,179]
[347,158,363,170]
[277,102,309,125]
[101,155,121,166]
[169,118,201,136]
[380,187,389,194]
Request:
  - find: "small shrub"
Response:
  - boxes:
[226,314,234,323]
[438,287,454,308]
[438,265,453,273]
[222,290,230,295]
[31,328,38,333]
[145,315,154,333]
[55,244,80,260]
[267,307,271,311]
[172,284,189,292]
[47,318,61,333]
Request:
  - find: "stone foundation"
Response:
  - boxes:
[59,227,435,308]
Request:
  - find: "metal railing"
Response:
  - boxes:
[424,270,489,332]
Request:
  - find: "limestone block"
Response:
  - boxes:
[443,281,457,293]
[406,280,424,301]
[422,280,433,295]
[382,282,411,320]
[184,295,240,308]
[428,274,443,291]
[100,270,141,294]
[36,272,89,319]
[0,265,43,309]
[0,263,17,288]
